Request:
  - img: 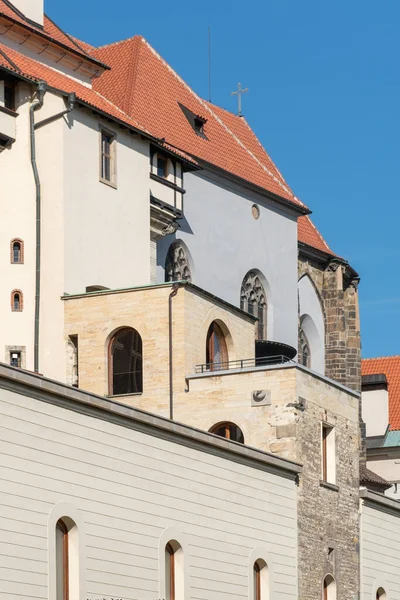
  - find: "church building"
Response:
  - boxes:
[0,1,399,599]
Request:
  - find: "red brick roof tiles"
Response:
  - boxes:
[0,42,147,133]
[362,356,400,431]
[298,215,335,256]
[0,1,103,65]
[91,36,306,209]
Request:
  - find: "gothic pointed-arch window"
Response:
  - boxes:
[209,422,244,444]
[206,321,228,369]
[241,270,267,340]
[108,327,143,396]
[299,328,311,368]
[165,242,192,282]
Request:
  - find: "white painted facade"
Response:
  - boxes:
[360,490,400,600]
[0,365,299,600]
[362,387,389,438]
[11,0,43,25]
[157,170,300,349]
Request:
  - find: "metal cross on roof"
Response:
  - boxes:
[231,82,248,117]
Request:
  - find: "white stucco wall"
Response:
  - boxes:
[63,110,151,294]
[0,376,299,600]
[360,494,400,600]
[298,274,325,374]
[362,388,389,437]
[157,170,299,349]
[0,81,36,370]
[367,456,400,500]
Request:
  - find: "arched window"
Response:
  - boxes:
[241,270,267,340]
[299,328,311,368]
[11,290,23,312]
[206,321,228,369]
[254,559,268,600]
[209,422,244,444]
[10,238,24,264]
[323,575,336,600]
[376,588,387,600]
[56,518,78,600]
[165,242,192,282]
[109,327,143,396]
[166,540,184,600]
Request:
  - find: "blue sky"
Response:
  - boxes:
[49,0,400,358]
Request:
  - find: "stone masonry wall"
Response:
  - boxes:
[298,254,361,393]
[295,372,360,600]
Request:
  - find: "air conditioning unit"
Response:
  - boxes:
[251,389,271,407]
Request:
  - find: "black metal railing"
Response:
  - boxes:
[195,355,293,374]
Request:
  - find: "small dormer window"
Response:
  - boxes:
[194,118,204,134]
[157,155,167,178]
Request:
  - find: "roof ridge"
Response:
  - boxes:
[141,37,301,204]
[95,34,141,51]
[239,115,290,187]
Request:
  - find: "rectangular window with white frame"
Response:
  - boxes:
[100,128,117,186]
[321,423,336,484]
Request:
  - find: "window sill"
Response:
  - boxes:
[319,480,339,492]
[108,392,143,399]
[150,172,186,194]
[11,262,24,265]
[99,177,117,190]
[0,105,18,117]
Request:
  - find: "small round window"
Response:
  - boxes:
[252,204,260,220]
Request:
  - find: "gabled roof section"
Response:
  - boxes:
[0,42,146,133]
[0,0,107,70]
[91,36,308,212]
[362,356,400,431]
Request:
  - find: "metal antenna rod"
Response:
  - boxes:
[208,26,211,103]
[231,82,248,117]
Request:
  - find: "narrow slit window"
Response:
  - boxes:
[322,424,335,484]
[56,519,69,600]
[253,559,268,600]
[165,540,183,600]
[11,290,23,312]
[11,239,24,264]
[100,130,116,184]
[10,351,21,368]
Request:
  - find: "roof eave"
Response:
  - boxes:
[192,156,311,216]
[0,11,110,71]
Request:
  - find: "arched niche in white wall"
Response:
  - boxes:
[298,275,325,374]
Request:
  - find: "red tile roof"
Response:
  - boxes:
[0,0,104,67]
[298,215,335,256]
[0,42,147,133]
[362,356,400,431]
[0,13,338,257]
[91,36,306,210]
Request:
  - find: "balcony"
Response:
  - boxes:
[0,105,16,150]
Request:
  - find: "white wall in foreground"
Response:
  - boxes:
[0,384,298,600]
[360,495,400,600]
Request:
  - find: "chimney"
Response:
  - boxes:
[10,0,44,26]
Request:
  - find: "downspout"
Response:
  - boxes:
[168,282,179,419]
[30,85,76,373]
